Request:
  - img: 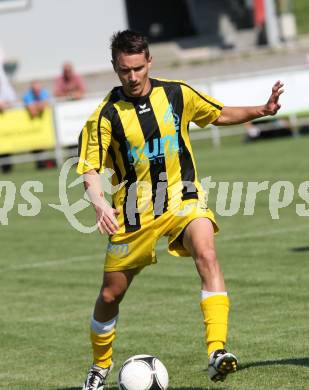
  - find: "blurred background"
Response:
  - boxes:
[1,0,309,167]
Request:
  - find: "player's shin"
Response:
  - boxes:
[90,315,118,368]
[200,292,229,356]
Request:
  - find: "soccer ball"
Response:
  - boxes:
[118,354,169,390]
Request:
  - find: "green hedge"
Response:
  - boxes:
[293,0,309,34]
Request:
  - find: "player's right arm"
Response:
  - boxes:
[83,169,119,235]
[77,96,119,235]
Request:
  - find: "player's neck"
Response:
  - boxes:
[123,78,152,99]
[139,78,152,97]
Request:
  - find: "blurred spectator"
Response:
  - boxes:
[0,63,16,173]
[54,62,86,100]
[23,80,49,118]
[23,81,55,169]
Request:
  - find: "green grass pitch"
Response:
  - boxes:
[1,134,309,389]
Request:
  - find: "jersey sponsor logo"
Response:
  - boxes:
[138,103,151,114]
[107,241,129,256]
[164,103,180,127]
[127,104,181,165]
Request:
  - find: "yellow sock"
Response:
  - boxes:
[200,295,230,357]
[91,329,116,368]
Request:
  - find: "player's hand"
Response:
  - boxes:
[95,199,120,235]
[264,80,284,116]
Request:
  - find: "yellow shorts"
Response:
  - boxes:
[104,200,218,272]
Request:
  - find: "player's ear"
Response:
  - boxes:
[148,56,152,68]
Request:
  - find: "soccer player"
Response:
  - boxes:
[77,30,283,389]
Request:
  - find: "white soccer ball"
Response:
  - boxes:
[118,354,169,390]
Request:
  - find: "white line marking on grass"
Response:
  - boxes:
[3,224,309,271]
[217,223,309,242]
[4,254,103,271]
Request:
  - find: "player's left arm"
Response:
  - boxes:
[213,80,284,126]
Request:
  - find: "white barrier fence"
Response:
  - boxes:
[53,97,102,148]
[1,65,309,168]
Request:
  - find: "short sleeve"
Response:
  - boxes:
[76,75,86,93]
[76,104,112,174]
[182,84,224,128]
[23,91,33,105]
[41,89,50,101]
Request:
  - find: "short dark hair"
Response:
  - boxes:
[110,30,150,62]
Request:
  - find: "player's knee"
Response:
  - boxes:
[195,248,219,274]
[101,287,124,305]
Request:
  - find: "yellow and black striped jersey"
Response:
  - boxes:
[77,78,223,232]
